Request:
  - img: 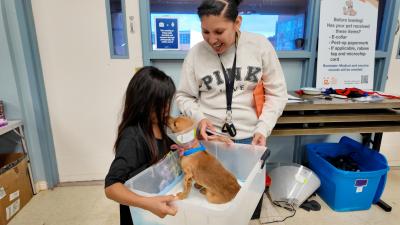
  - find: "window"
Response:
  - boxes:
[397,31,400,58]
[106,0,129,58]
[239,0,307,50]
[149,0,308,51]
[376,0,386,50]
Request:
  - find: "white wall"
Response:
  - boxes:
[29,0,400,182]
[31,0,143,181]
[381,14,400,167]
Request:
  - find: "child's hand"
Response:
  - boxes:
[146,195,178,218]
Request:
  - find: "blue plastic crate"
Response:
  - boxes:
[306,136,389,212]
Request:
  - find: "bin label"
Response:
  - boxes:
[355,179,368,193]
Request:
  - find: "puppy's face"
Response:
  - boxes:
[167,116,194,133]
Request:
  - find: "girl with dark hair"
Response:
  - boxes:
[175,0,287,220]
[105,66,177,225]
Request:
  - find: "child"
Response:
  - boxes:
[105,66,177,225]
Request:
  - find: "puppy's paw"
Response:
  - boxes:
[177,192,186,200]
[194,183,203,189]
[199,188,207,195]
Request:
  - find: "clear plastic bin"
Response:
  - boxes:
[268,163,321,207]
[125,141,267,225]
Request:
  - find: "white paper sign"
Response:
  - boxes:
[317,0,379,90]
[6,199,20,220]
[0,187,6,200]
[9,190,19,201]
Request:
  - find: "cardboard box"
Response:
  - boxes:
[0,153,33,225]
[0,101,7,128]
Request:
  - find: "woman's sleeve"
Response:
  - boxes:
[104,129,148,187]
[256,39,288,138]
[175,49,207,123]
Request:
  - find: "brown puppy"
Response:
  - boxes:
[167,116,240,204]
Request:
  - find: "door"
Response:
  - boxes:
[31,0,144,181]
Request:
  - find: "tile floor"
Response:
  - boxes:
[8,169,399,225]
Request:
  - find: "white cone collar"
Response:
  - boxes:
[166,123,197,146]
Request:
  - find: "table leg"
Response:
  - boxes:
[293,136,302,164]
[13,126,37,194]
[372,133,383,151]
[361,133,372,146]
[362,132,391,212]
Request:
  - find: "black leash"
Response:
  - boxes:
[260,201,297,224]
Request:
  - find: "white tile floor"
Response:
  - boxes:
[8,169,399,225]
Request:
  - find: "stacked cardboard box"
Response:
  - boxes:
[0,153,33,225]
[0,101,7,127]
[0,101,4,119]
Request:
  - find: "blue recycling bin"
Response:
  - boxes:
[306,136,389,211]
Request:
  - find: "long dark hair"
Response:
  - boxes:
[197,0,243,21]
[115,66,176,163]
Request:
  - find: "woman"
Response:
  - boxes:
[105,66,177,225]
[175,0,287,146]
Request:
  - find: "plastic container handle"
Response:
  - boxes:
[260,149,271,169]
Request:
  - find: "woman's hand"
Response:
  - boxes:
[252,132,266,146]
[198,118,216,141]
[198,119,232,144]
[208,134,233,145]
[145,195,178,218]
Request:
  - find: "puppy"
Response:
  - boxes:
[167,116,240,204]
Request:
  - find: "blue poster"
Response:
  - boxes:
[155,18,179,50]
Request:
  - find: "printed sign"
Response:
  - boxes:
[155,18,179,50]
[317,0,379,90]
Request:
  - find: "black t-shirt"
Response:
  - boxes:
[105,126,170,225]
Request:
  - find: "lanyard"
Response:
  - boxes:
[219,51,237,112]
[218,36,238,137]
[218,35,238,116]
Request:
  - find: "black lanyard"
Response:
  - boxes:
[219,51,237,112]
[218,38,238,137]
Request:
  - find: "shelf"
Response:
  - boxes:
[0,120,22,136]
[272,122,400,136]
[277,109,400,124]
